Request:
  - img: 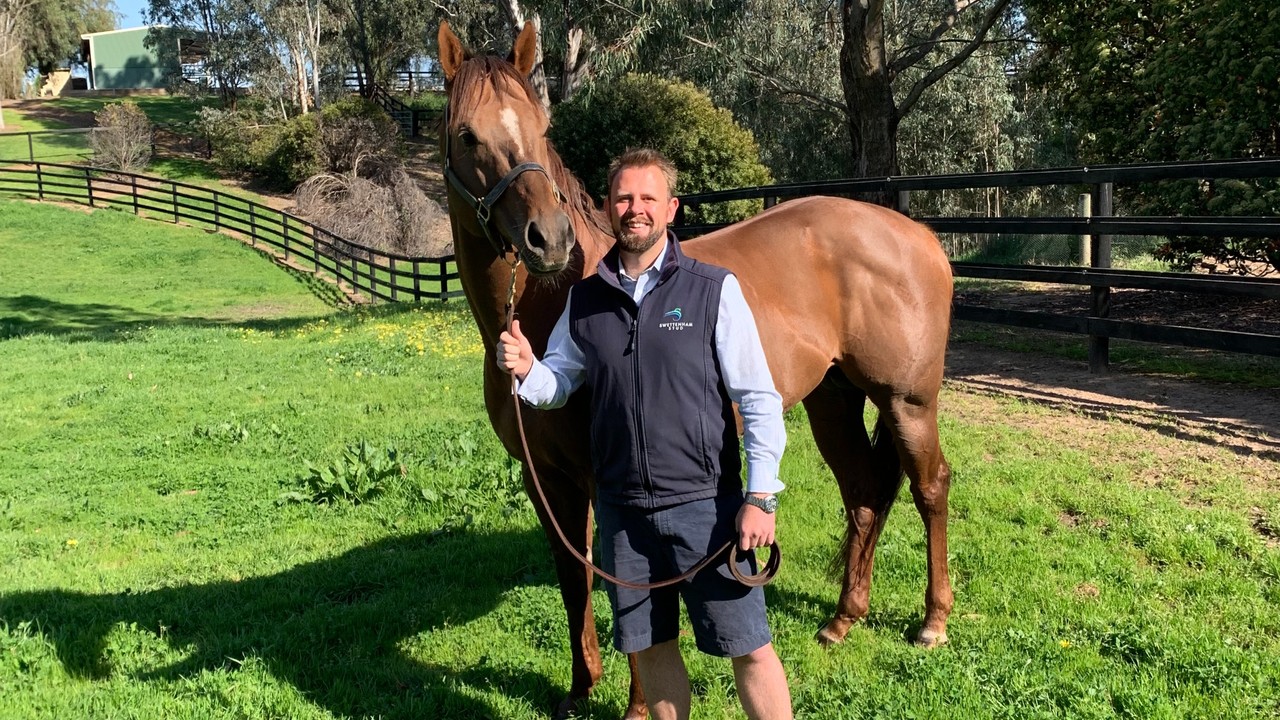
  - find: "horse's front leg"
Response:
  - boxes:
[523,464,648,719]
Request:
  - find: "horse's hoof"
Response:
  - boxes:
[552,695,583,720]
[815,618,852,646]
[915,628,949,649]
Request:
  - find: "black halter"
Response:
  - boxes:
[441,102,564,258]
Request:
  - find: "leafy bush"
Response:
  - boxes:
[249,113,323,190]
[550,74,773,224]
[91,101,152,172]
[195,105,258,175]
[284,440,404,506]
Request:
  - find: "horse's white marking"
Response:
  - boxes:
[500,107,525,156]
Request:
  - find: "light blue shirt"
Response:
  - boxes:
[518,239,786,494]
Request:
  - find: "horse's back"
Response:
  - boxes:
[682,196,952,403]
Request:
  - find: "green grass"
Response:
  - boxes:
[1,96,212,165]
[2,200,1278,718]
[36,95,216,128]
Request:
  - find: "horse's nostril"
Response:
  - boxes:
[526,222,548,251]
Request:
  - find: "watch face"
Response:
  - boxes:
[750,494,777,512]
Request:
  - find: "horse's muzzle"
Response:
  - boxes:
[519,210,575,275]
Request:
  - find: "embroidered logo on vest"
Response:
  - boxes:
[659,306,693,331]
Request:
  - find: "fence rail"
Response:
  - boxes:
[675,157,1280,367]
[0,161,462,303]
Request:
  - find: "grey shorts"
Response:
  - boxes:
[595,494,772,658]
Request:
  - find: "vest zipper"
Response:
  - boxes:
[630,309,654,496]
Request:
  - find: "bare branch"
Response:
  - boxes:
[743,60,848,118]
[889,0,981,76]
[896,0,1012,119]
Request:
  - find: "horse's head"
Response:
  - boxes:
[438,22,575,277]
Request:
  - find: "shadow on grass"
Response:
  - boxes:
[0,294,338,342]
[0,528,568,718]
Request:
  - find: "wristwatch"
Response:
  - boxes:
[744,493,777,513]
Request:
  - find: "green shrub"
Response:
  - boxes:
[550,74,773,224]
[249,113,323,190]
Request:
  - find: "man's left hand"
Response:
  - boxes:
[736,497,776,551]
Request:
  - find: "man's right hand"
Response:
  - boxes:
[497,319,535,380]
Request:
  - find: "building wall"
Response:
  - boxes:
[90,28,177,90]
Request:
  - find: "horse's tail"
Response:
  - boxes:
[828,416,906,580]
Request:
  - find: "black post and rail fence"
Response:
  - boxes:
[675,158,1280,369]
[0,161,462,303]
[3,155,1277,368]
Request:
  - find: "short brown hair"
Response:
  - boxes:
[607,148,678,198]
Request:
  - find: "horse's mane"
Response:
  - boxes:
[448,56,614,242]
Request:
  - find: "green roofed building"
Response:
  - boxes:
[79,26,205,91]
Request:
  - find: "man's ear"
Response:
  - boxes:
[666,196,680,223]
[438,22,468,82]
[510,21,538,77]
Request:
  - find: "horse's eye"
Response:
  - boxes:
[459,129,478,148]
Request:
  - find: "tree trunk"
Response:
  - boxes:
[839,0,899,190]
[497,0,551,112]
[561,25,588,102]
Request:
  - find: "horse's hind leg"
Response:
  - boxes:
[881,394,954,648]
[522,465,648,720]
[803,375,905,646]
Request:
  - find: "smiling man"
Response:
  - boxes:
[496,148,792,720]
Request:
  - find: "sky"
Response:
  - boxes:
[113,0,148,29]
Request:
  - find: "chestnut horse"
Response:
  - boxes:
[437,22,954,720]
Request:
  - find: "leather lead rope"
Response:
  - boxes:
[503,262,781,589]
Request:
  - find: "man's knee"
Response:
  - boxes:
[731,642,778,667]
[636,638,680,664]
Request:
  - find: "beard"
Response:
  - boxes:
[614,219,665,254]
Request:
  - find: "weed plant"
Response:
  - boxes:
[1,200,1277,718]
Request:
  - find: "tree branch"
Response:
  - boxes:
[896,0,1012,119]
[743,60,848,118]
[889,0,981,76]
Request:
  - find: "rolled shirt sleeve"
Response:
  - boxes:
[716,275,787,495]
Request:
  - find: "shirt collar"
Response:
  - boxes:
[619,237,668,281]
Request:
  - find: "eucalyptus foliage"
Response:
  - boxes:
[1027,0,1280,273]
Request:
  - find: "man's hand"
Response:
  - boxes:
[736,494,776,551]
[496,320,534,380]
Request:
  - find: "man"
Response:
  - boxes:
[496,148,792,720]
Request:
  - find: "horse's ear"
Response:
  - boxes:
[510,21,538,78]
[438,22,468,82]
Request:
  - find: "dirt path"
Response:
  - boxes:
[944,342,1280,462]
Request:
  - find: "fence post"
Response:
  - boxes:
[281,213,290,261]
[213,192,220,229]
[171,182,179,222]
[1088,181,1114,374]
[763,197,777,210]
[413,260,422,300]
[36,163,44,200]
[131,175,139,214]
[27,134,34,163]
[895,190,911,216]
[250,204,257,246]
[1078,193,1092,265]
[85,167,94,208]
[390,257,398,301]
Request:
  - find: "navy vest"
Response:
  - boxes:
[569,236,741,508]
